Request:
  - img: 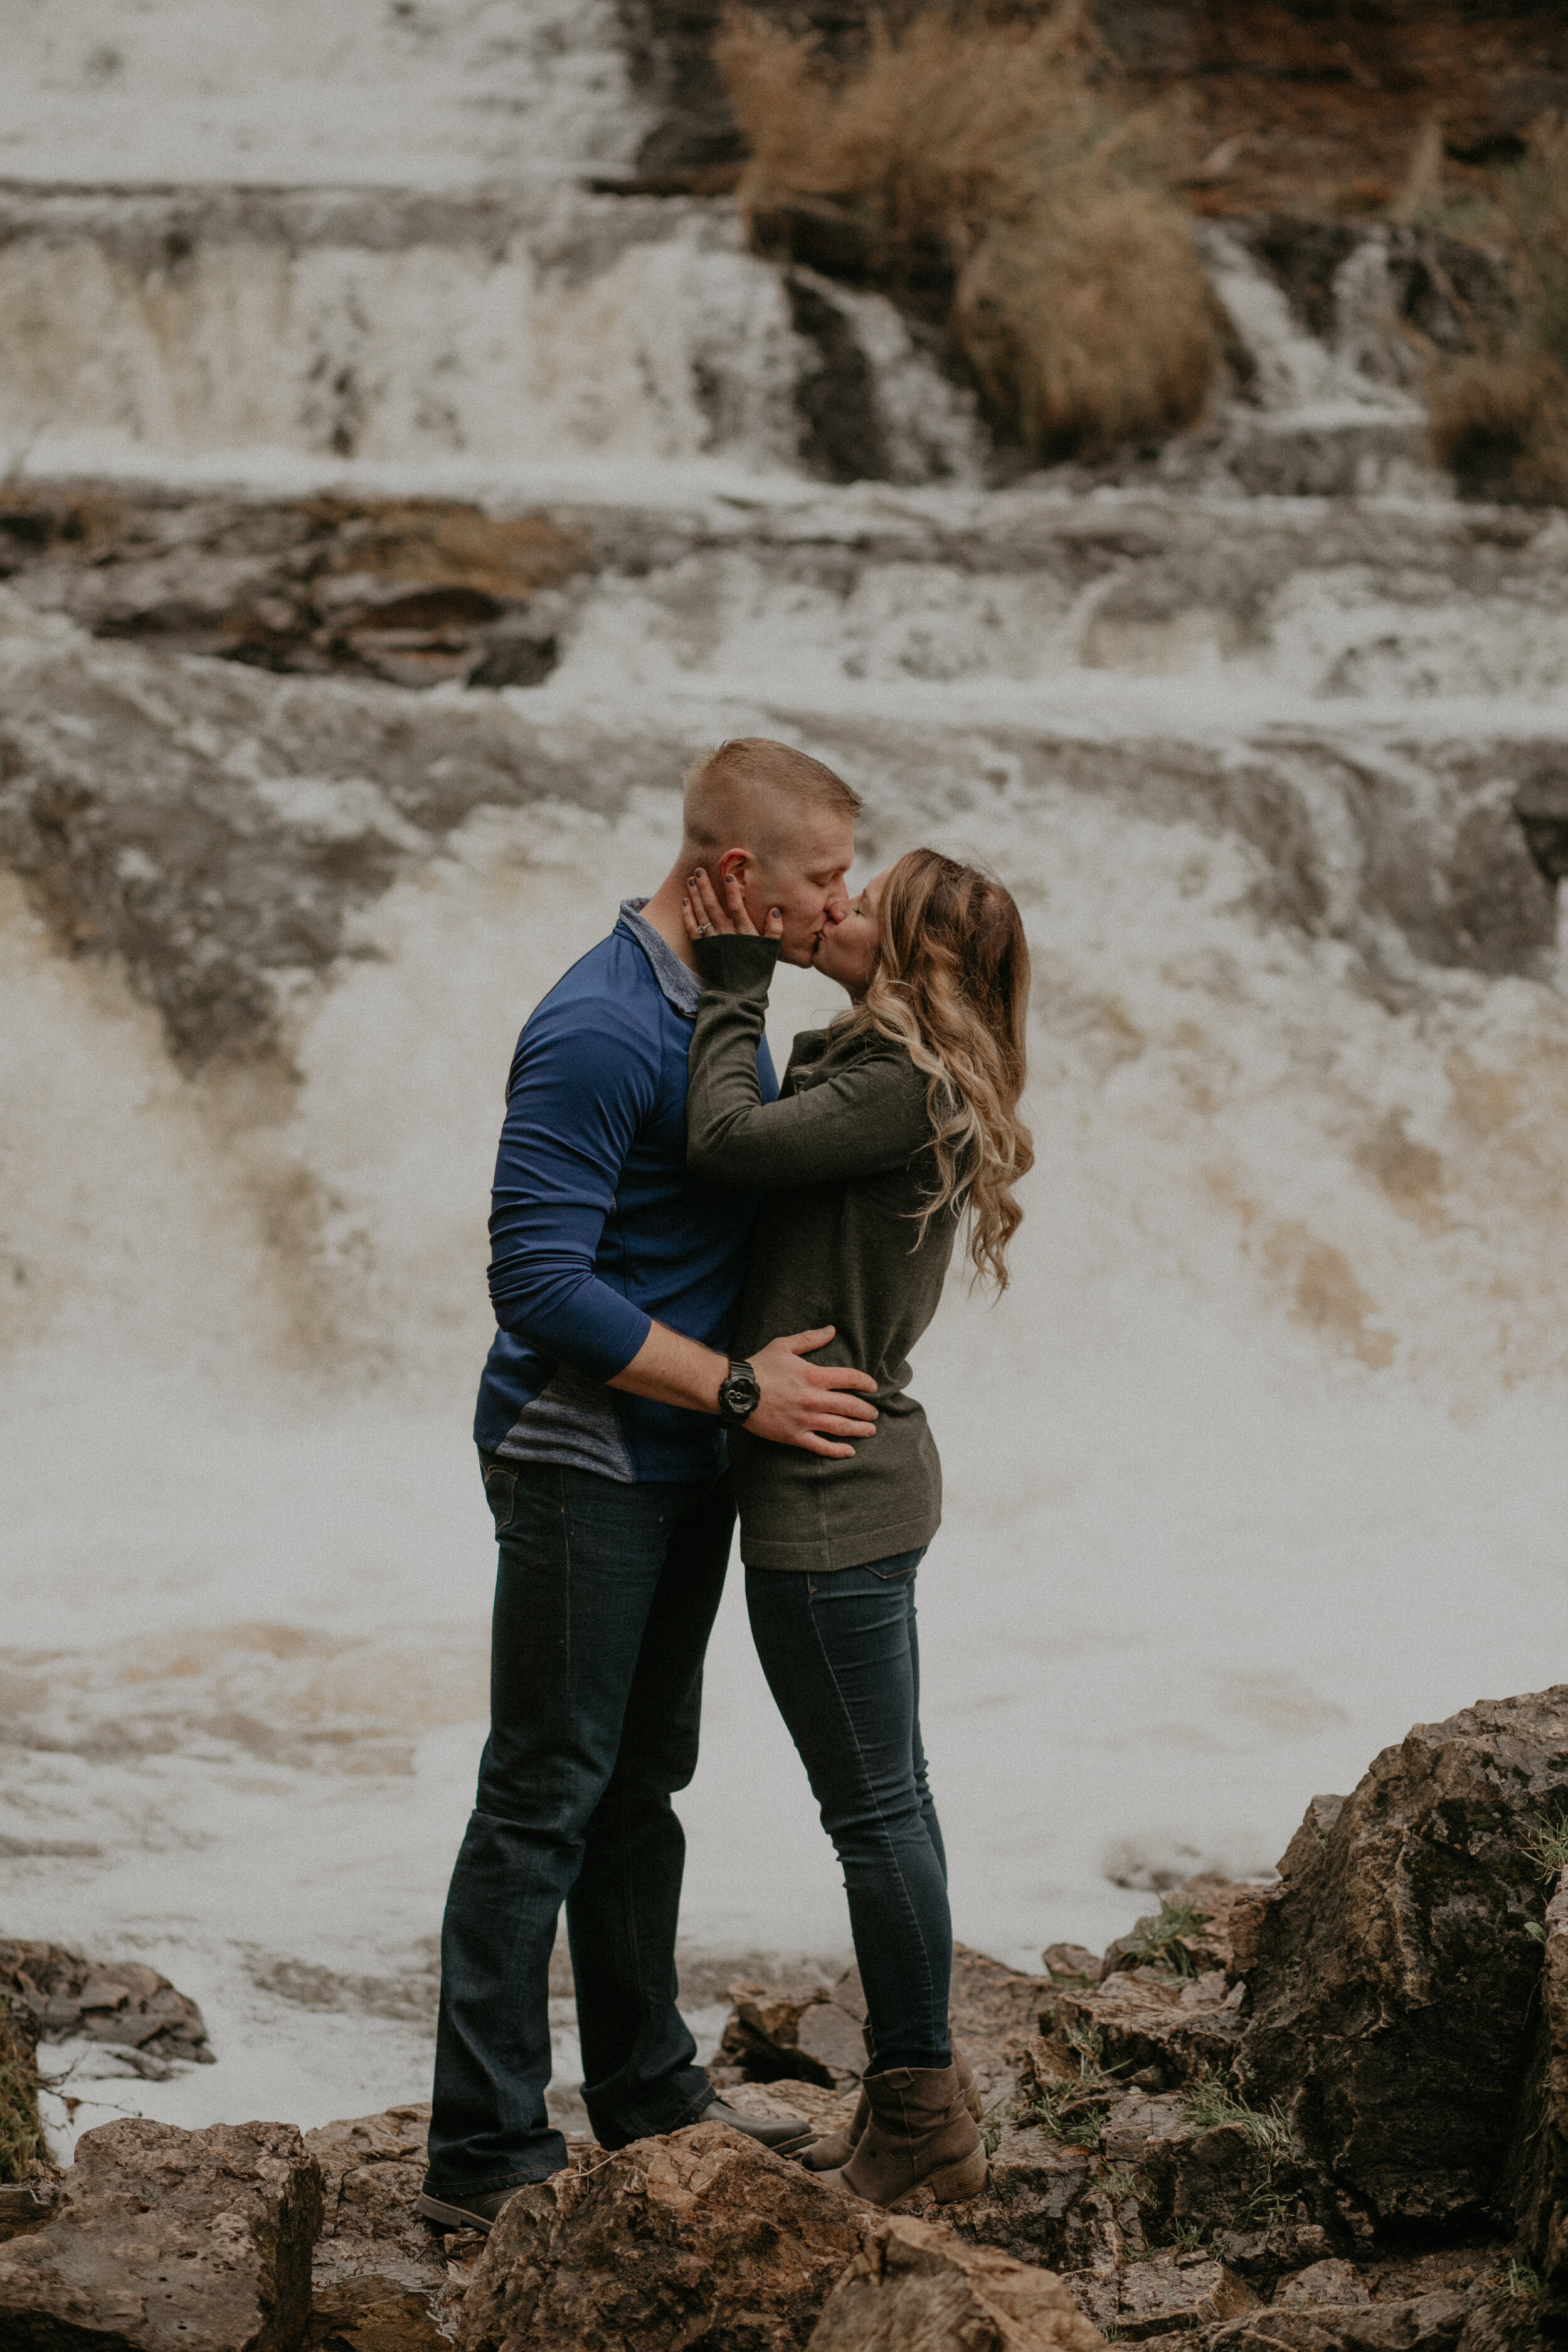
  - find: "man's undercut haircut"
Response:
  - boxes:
[683,738,862,864]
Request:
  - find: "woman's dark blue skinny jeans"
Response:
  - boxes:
[745,1549,953,2074]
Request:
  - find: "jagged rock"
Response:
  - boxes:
[455,2120,866,2352]
[1505,1868,1568,2286]
[0,1938,213,2067]
[1214,2225,1337,2293]
[1279,2261,1374,2306]
[1101,1879,1273,1983]
[0,2116,322,2351]
[809,2213,1107,2352]
[1068,2250,1259,2339]
[1047,1967,1246,2091]
[941,2129,1105,2270]
[1044,1947,1103,1983]
[1236,1687,1568,2227]
[305,2104,488,2349]
[1209,2293,1471,2352]
[718,1982,849,2088]
[305,2277,450,2351]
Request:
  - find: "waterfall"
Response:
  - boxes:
[3,0,1567,2158]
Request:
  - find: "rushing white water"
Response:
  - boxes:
[3,4,1568,2165]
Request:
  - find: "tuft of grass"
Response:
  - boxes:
[1527,1815,1568,1880]
[1182,2078,1293,2157]
[1494,2259,1546,2307]
[1015,2019,1127,2151]
[0,2012,46,2184]
[1429,117,1568,502]
[1125,1897,1209,1980]
[1169,2220,1209,2254]
[714,1,1214,464]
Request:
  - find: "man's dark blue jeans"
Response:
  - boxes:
[744,1549,953,2075]
[425,1455,731,2197]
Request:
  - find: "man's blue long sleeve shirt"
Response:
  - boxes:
[473,903,777,1482]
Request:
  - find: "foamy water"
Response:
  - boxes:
[3,0,1568,2164]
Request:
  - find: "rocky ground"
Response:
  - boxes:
[3,1687,1567,2349]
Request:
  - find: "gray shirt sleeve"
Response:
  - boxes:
[686,934,933,1188]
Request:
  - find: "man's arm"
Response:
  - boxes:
[609,1321,877,1461]
[490,997,877,1457]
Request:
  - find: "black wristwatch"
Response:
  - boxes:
[716,1358,762,1428]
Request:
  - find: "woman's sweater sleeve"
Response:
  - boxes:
[686,934,933,1188]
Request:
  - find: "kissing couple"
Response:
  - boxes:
[418,736,1033,2233]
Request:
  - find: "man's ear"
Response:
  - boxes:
[716,847,750,884]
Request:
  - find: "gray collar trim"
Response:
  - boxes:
[620,897,702,1017]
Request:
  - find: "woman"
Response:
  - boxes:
[681,847,1033,2209]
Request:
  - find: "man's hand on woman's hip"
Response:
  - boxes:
[747,1327,877,1458]
[608,1320,877,1458]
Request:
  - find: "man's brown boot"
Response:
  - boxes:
[797,2037,983,2173]
[817,2062,987,2206]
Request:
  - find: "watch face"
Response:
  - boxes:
[721,1370,761,1419]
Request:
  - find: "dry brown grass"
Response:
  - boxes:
[715,3,1215,462]
[1429,116,1568,501]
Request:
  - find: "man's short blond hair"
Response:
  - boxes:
[682,738,862,862]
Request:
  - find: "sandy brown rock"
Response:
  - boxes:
[457,2120,867,2352]
[0,2116,322,2351]
[1069,2250,1259,2339]
[1237,1687,1568,2226]
[809,2213,1106,2352]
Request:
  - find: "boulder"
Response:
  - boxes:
[0,2116,322,2351]
[1236,1688,1568,2226]
[456,2120,866,2352]
[808,2214,1106,2352]
[0,1940,213,2070]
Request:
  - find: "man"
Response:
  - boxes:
[418,738,881,2232]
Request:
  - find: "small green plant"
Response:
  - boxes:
[1526,1816,1568,1880]
[1181,2078,1293,2158]
[1494,2259,1545,2307]
[1100,2167,1136,2200]
[1126,1898,1209,1980]
[0,2011,46,2185]
[1168,2221,1208,2254]
[1014,2021,1129,2151]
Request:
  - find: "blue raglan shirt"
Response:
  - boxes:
[473,901,778,1482]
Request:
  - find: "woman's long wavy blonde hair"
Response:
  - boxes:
[842,848,1034,1290]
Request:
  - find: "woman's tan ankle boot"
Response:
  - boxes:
[797,2037,983,2173]
[817,2061,988,2206]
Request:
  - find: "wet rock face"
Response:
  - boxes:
[1506,1870,1568,2287]
[1237,1686,1568,2226]
[0,492,585,689]
[457,2121,867,2352]
[0,1937,212,2072]
[812,2213,1107,2352]
[0,2116,322,2352]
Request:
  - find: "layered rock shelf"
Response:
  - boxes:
[3,1689,1565,2349]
